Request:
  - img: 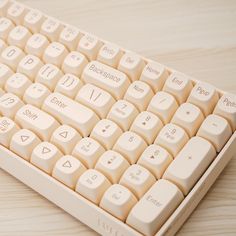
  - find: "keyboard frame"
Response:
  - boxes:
[0,1,235,235]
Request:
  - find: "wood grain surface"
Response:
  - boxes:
[0,0,236,235]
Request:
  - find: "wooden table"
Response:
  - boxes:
[0,0,236,235]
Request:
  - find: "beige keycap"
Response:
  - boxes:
[97,43,123,68]
[36,63,63,91]
[43,92,99,137]
[163,72,193,104]
[90,119,122,150]
[172,103,204,137]
[127,179,184,236]
[147,91,178,124]
[0,92,24,118]
[163,136,216,195]
[7,2,26,25]
[214,93,236,131]
[7,25,32,49]
[0,39,7,54]
[10,128,41,161]
[130,111,163,144]
[155,123,189,157]
[124,81,154,111]
[100,184,137,221]
[5,73,31,98]
[23,82,50,108]
[187,82,219,116]
[107,99,138,131]
[43,42,68,67]
[119,164,155,199]
[40,17,63,42]
[95,150,129,184]
[76,169,111,205]
[23,9,45,33]
[55,73,83,99]
[25,33,49,58]
[0,63,13,87]
[118,52,145,82]
[138,144,173,179]
[197,114,232,152]
[15,104,59,141]
[72,137,105,169]
[51,124,81,154]
[31,142,62,174]
[82,60,130,100]
[17,54,43,80]
[0,0,10,16]
[113,131,147,164]
[0,17,14,40]
[140,61,168,93]
[1,45,25,71]
[76,83,115,118]
[62,51,88,76]
[0,116,19,147]
[53,155,86,189]
[59,25,82,51]
[77,34,103,61]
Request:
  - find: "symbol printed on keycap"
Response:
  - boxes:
[20,135,29,142]
[62,160,72,168]
[59,131,68,138]
[42,146,51,154]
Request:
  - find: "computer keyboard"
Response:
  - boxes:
[0,0,235,235]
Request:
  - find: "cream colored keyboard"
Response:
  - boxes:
[0,1,235,236]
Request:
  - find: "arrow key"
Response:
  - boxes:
[53,155,86,189]
[10,129,40,161]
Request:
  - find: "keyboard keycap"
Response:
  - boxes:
[100,184,137,221]
[155,123,189,157]
[197,114,232,152]
[119,164,155,199]
[127,179,183,236]
[0,0,10,16]
[51,124,81,155]
[113,131,147,164]
[140,62,168,93]
[118,52,145,82]
[0,63,13,87]
[10,128,40,161]
[15,104,60,141]
[42,92,99,137]
[214,93,236,131]
[31,141,62,174]
[7,2,26,25]
[0,116,19,147]
[0,38,7,54]
[82,60,130,100]
[76,169,111,204]
[0,17,14,40]
[163,72,193,104]
[163,136,216,195]
[95,150,129,184]
[124,80,154,111]
[76,83,115,118]
[53,155,86,189]
[72,137,105,169]
[187,82,219,116]
[138,144,173,179]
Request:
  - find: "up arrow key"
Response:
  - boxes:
[63,160,72,168]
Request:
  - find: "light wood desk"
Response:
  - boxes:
[0,0,236,235]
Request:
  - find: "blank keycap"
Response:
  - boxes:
[214,93,236,131]
[10,129,40,161]
[119,164,155,199]
[0,17,14,41]
[163,136,216,195]
[197,114,232,152]
[100,184,137,221]
[31,142,62,174]
[53,155,86,189]
[127,179,183,236]
[76,169,111,205]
